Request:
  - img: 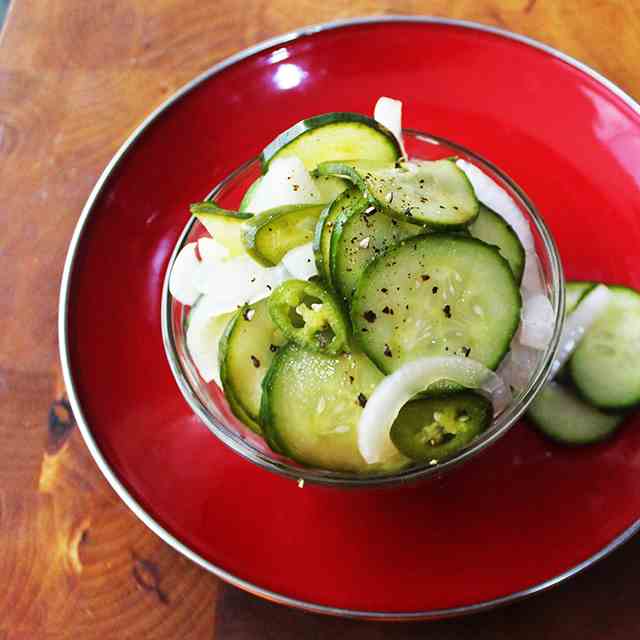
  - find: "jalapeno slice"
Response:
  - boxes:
[389,392,492,462]
[267,279,349,354]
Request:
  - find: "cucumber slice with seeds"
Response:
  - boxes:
[528,382,625,445]
[317,159,479,228]
[570,285,640,410]
[351,234,521,374]
[219,299,286,429]
[241,204,325,266]
[468,204,525,283]
[330,200,423,303]
[261,343,407,472]
[261,113,401,172]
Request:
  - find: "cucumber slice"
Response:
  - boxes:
[313,187,368,286]
[317,159,479,228]
[528,382,625,445]
[261,112,401,172]
[468,204,525,283]
[565,281,596,316]
[330,201,422,303]
[241,204,325,266]
[190,202,252,257]
[351,234,521,374]
[261,343,407,472]
[390,392,492,462]
[219,299,286,429]
[570,285,640,410]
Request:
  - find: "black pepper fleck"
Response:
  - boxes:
[421,274,430,281]
[443,305,452,318]
[357,393,367,408]
[382,306,393,315]
[269,344,279,353]
[363,310,377,323]
[250,355,261,368]
[432,286,439,294]
[383,344,393,358]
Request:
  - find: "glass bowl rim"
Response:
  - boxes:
[161,128,566,488]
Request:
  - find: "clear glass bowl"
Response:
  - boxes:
[161,129,565,487]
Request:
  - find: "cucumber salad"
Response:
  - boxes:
[169,97,640,473]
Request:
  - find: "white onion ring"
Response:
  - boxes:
[357,356,511,464]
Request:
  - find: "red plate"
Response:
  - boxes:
[60,18,640,619]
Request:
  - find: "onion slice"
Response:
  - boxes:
[456,159,534,253]
[374,96,407,159]
[551,284,611,378]
[193,254,289,307]
[169,242,201,305]
[248,156,322,213]
[186,298,233,385]
[357,356,511,464]
[518,293,555,350]
[281,242,318,280]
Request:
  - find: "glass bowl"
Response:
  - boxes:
[161,129,565,487]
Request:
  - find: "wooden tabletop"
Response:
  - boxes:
[2,1,640,637]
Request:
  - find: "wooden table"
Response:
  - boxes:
[2,1,639,636]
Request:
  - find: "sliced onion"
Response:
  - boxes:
[357,356,511,464]
[374,96,407,159]
[456,159,535,253]
[497,343,540,391]
[281,242,318,280]
[169,242,201,305]
[519,293,555,350]
[248,156,322,213]
[551,284,611,377]
[198,237,230,262]
[194,254,289,308]
[186,298,233,385]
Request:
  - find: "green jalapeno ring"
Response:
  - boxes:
[267,279,349,355]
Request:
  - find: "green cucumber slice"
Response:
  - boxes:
[267,279,349,354]
[316,159,479,228]
[261,112,401,172]
[565,281,596,316]
[329,201,422,303]
[390,392,492,462]
[528,382,625,445]
[468,204,525,283]
[261,343,407,472]
[351,234,521,374]
[190,202,253,257]
[241,204,325,266]
[313,186,368,286]
[570,285,640,410]
[219,299,286,429]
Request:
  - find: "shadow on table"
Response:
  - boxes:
[215,533,640,639]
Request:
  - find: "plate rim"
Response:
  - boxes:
[58,15,640,620]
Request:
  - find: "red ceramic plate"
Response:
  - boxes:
[60,17,640,619]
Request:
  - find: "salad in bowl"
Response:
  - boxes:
[164,97,639,483]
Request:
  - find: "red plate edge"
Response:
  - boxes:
[58,16,640,620]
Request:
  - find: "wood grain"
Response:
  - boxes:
[1,1,639,637]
